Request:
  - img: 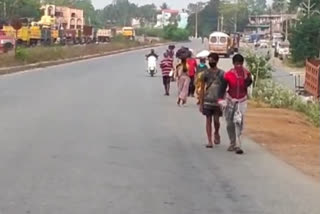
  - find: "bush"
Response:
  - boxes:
[244,51,273,86]
[289,16,320,64]
[253,80,320,127]
[163,25,189,41]
[15,47,29,61]
[136,28,164,37]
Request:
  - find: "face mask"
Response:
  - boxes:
[199,63,206,68]
[209,62,217,68]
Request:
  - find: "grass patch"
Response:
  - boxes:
[253,80,320,127]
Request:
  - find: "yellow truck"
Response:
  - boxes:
[122,27,135,40]
[2,25,42,45]
[29,26,41,45]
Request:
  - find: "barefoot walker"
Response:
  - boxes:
[199,53,224,148]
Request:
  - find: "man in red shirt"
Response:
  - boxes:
[187,54,197,97]
[219,54,253,154]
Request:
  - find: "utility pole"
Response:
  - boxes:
[221,15,224,32]
[195,3,198,38]
[217,16,220,31]
[234,0,238,33]
[3,1,6,19]
[285,15,288,41]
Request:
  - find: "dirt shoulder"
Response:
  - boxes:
[245,101,319,180]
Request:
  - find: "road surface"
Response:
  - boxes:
[0,40,319,214]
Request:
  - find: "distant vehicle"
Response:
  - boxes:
[96,29,112,43]
[122,27,135,40]
[0,30,15,53]
[278,41,290,60]
[272,33,283,47]
[208,31,232,58]
[275,41,290,60]
[243,35,250,43]
[259,39,269,48]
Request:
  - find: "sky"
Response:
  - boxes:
[92,0,274,10]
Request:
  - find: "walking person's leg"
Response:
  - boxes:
[166,77,171,95]
[213,114,221,145]
[177,77,184,105]
[226,119,236,151]
[162,76,168,95]
[181,76,191,104]
[205,115,213,148]
[190,76,195,97]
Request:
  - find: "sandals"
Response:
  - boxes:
[206,144,213,149]
[235,147,244,155]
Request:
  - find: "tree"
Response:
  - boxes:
[289,15,320,62]
[290,0,320,12]
[219,0,249,33]
[248,0,267,15]
[74,0,97,25]
[187,0,220,37]
[42,0,75,6]
[187,2,207,14]
[0,0,41,20]
[272,0,289,13]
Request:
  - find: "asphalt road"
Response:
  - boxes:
[0,40,319,214]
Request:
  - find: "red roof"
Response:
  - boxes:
[162,9,179,14]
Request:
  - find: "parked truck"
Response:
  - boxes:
[96,29,112,42]
[0,30,15,53]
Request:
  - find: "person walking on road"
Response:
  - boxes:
[195,57,208,105]
[187,52,197,97]
[219,54,253,154]
[199,53,224,148]
[160,52,174,96]
[175,58,191,106]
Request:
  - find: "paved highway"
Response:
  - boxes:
[0,40,319,214]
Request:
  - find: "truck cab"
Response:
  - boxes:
[0,30,15,53]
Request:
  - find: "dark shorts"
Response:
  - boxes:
[203,105,223,117]
[163,76,171,85]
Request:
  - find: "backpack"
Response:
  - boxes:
[204,69,223,106]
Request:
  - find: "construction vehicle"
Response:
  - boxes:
[122,27,135,40]
[0,30,15,53]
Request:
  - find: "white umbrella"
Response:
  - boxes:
[196,50,210,58]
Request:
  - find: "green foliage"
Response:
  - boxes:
[289,16,320,63]
[290,0,320,12]
[187,0,220,37]
[15,47,28,61]
[272,0,289,13]
[99,1,157,27]
[253,80,320,127]
[244,51,273,85]
[247,0,267,15]
[0,0,41,20]
[135,28,164,37]
[219,0,249,33]
[163,25,189,41]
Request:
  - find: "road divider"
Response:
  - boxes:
[0,42,169,75]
